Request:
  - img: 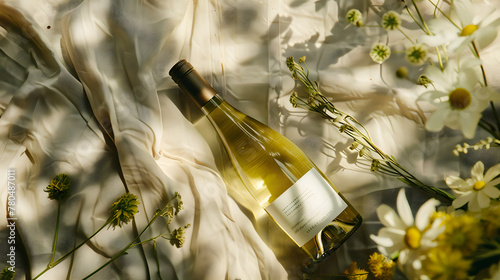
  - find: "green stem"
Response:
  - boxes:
[397,27,415,44]
[33,221,110,280]
[411,0,432,34]
[427,0,461,30]
[82,210,163,280]
[472,41,500,137]
[153,240,163,280]
[404,5,425,31]
[49,202,61,264]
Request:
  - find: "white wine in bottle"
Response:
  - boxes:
[169,59,362,262]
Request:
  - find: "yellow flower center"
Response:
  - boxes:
[449,88,471,110]
[473,180,486,191]
[460,24,479,36]
[405,226,422,249]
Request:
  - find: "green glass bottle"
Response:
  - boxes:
[169,59,362,262]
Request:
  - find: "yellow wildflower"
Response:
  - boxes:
[367,252,395,280]
[437,213,482,256]
[109,193,140,229]
[344,262,368,280]
[44,173,71,201]
[422,248,471,280]
[481,202,500,238]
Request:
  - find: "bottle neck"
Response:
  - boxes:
[169,59,218,109]
[201,94,223,115]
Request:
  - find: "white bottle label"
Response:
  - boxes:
[265,168,348,247]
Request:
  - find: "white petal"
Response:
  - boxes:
[425,64,453,90]
[453,0,474,26]
[477,22,500,49]
[473,87,494,107]
[418,90,448,103]
[415,199,439,231]
[446,176,470,191]
[484,163,500,183]
[452,191,474,209]
[471,161,485,181]
[425,107,451,132]
[468,193,481,212]
[397,189,414,227]
[486,178,500,189]
[483,186,500,199]
[460,111,482,139]
[477,191,491,209]
[370,234,395,248]
[448,37,469,54]
[371,228,405,255]
[461,57,483,70]
[377,204,406,229]
[423,218,446,241]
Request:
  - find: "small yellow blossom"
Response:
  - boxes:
[437,213,482,256]
[44,173,71,201]
[422,248,471,280]
[481,202,500,238]
[344,262,368,280]
[0,267,15,280]
[367,252,395,280]
[109,193,140,229]
[162,224,191,248]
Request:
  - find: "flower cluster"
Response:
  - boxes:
[344,252,396,280]
[288,3,500,278]
[109,193,140,229]
[348,0,500,140]
[370,182,500,279]
[44,173,71,201]
[287,56,455,204]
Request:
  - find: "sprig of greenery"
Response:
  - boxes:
[287,56,455,204]
[34,182,189,279]
[43,173,72,265]
[82,192,190,279]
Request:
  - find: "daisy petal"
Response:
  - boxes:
[452,191,474,209]
[477,191,491,209]
[415,199,439,231]
[370,234,395,248]
[397,189,414,227]
[484,163,500,183]
[486,178,500,189]
[471,161,485,181]
[446,176,470,191]
[377,204,406,229]
[477,22,500,49]
[417,90,448,102]
[483,185,500,199]
[460,112,482,139]
[468,194,481,212]
[453,0,474,26]
[425,107,451,132]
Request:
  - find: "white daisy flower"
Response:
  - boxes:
[370,189,443,275]
[419,0,500,54]
[417,59,493,138]
[446,161,500,212]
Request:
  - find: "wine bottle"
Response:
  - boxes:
[169,59,362,262]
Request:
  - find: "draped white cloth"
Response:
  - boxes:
[1,0,499,279]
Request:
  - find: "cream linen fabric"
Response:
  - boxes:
[2,0,500,279]
[0,0,286,279]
